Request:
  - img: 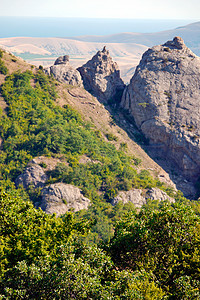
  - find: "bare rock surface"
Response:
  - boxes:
[15,164,47,189]
[45,55,83,86]
[111,189,146,208]
[111,187,174,208]
[146,187,174,202]
[77,46,125,102]
[15,156,67,189]
[121,37,200,180]
[40,183,91,216]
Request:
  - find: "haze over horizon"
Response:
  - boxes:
[0,17,198,38]
[1,0,200,19]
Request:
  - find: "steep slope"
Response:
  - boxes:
[121,37,200,186]
[0,48,178,199]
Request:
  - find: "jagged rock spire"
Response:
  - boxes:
[77,47,125,102]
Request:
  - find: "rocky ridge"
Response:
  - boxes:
[77,46,125,102]
[45,55,83,87]
[16,156,174,214]
[121,37,200,182]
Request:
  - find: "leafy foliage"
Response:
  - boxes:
[108,202,200,298]
[0,69,168,243]
[0,188,164,299]
[0,50,8,75]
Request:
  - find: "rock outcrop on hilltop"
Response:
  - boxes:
[121,37,200,179]
[77,46,125,102]
[45,55,83,86]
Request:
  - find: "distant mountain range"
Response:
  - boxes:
[0,21,199,82]
[72,21,200,54]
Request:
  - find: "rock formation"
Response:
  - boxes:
[45,55,83,86]
[39,183,91,216]
[146,188,174,203]
[15,156,66,189]
[111,189,145,208]
[121,37,200,179]
[77,46,125,102]
[15,164,47,189]
[111,187,174,208]
[16,157,91,215]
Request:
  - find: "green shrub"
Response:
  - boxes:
[0,59,8,75]
[106,133,118,141]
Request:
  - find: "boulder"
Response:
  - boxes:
[39,183,91,216]
[146,188,174,203]
[121,37,200,179]
[15,164,47,189]
[45,55,83,87]
[111,187,174,208]
[77,46,125,102]
[15,156,67,189]
[111,189,146,208]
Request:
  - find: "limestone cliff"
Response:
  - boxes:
[77,46,125,102]
[121,37,200,179]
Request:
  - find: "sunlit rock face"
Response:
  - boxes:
[121,37,200,179]
[77,46,125,102]
[45,55,83,86]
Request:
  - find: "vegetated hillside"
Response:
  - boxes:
[1,49,200,298]
[0,48,177,239]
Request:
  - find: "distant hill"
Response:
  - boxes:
[72,22,200,55]
[0,37,147,83]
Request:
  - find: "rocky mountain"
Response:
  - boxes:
[1,42,200,218]
[1,38,200,299]
[121,37,200,183]
[0,21,200,84]
[77,46,125,102]
[44,55,83,86]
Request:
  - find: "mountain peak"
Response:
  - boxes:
[77,47,125,102]
[164,36,185,50]
[54,55,69,65]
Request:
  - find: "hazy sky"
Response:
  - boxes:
[0,0,200,19]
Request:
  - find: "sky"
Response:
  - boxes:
[0,0,200,19]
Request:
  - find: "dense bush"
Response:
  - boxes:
[0,50,8,75]
[0,188,164,299]
[108,202,200,298]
